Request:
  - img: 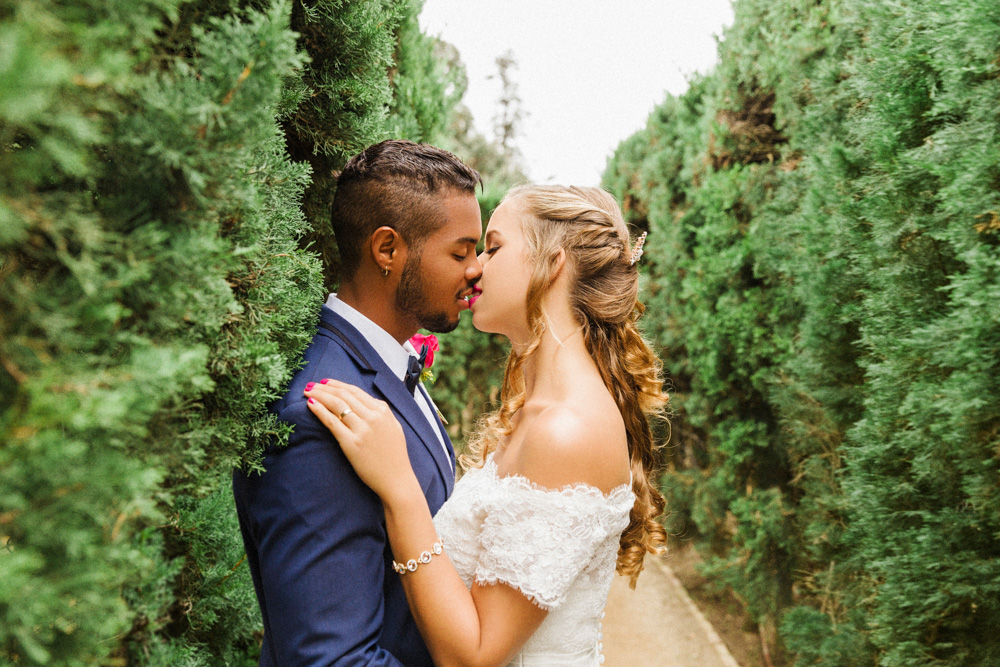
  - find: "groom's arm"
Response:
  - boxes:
[246,401,405,666]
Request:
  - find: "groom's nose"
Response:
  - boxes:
[465,255,483,283]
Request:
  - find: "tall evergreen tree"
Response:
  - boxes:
[604,0,1000,663]
[0,0,471,663]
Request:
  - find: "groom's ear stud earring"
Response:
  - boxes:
[382,266,389,277]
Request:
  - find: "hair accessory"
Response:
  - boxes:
[629,231,648,266]
[393,538,445,575]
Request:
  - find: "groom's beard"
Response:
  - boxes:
[396,253,460,334]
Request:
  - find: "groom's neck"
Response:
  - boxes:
[337,280,415,344]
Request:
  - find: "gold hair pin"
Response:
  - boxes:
[629,231,648,266]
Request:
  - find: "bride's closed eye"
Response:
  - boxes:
[484,246,500,256]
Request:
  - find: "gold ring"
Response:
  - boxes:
[339,408,354,420]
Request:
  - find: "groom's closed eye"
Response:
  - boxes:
[453,237,480,261]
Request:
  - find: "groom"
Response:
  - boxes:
[232,140,483,666]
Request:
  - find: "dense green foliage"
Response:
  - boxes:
[605,0,1000,664]
[0,0,468,663]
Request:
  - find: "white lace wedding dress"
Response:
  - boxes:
[433,452,635,666]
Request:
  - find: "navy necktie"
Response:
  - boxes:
[405,345,428,394]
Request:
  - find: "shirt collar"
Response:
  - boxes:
[325,294,417,382]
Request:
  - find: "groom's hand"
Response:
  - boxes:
[305,379,420,504]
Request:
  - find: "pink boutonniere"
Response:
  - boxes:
[408,333,447,423]
[409,332,439,369]
[408,333,439,385]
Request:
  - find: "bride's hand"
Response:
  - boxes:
[304,379,419,503]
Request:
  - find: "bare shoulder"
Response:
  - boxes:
[513,400,629,494]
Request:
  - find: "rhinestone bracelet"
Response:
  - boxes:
[392,538,445,575]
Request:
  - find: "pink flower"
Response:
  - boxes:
[408,333,439,369]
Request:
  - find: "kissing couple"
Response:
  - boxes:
[233,139,668,666]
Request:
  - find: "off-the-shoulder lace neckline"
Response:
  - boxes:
[483,452,634,500]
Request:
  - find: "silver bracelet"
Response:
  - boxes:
[392,538,445,575]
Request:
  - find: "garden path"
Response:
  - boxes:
[602,556,741,666]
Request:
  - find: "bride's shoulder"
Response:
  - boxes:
[513,403,629,495]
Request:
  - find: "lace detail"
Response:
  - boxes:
[433,454,634,663]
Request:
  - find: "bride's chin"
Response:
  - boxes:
[470,312,489,333]
[470,312,501,337]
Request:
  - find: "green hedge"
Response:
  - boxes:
[604,0,1000,664]
[0,0,466,663]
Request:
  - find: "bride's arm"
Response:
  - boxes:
[382,483,546,667]
[305,380,547,667]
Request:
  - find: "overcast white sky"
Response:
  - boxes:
[419,0,734,186]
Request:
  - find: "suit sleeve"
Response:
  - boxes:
[242,400,405,666]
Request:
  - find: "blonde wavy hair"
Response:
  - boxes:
[462,184,669,587]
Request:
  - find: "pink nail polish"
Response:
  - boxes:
[320,378,330,384]
[308,397,316,404]
[305,382,315,391]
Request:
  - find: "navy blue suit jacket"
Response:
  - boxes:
[233,305,455,666]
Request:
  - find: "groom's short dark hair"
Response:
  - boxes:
[331,140,482,278]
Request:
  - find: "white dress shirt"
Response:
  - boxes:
[324,294,452,470]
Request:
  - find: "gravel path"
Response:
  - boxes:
[602,556,740,666]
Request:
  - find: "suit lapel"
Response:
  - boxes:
[417,383,456,473]
[373,371,455,496]
[318,307,455,495]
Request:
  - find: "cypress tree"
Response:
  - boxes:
[604,0,1000,663]
[836,1,1000,663]
[1,0,317,661]
[0,0,470,662]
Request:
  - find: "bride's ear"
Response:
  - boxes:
[547,248,567,286]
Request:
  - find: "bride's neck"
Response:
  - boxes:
[519,312,590,400]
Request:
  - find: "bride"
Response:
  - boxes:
[305,185,668,666]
